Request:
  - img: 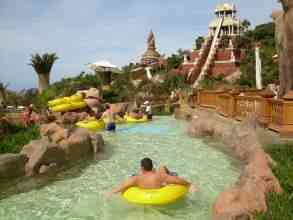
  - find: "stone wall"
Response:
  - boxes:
[176,107,282,220]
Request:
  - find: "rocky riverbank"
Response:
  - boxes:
[0,122,104,181]
[175,107,282,220]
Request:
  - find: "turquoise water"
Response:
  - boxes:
[0,117,240,220]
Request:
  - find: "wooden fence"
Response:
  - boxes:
[191,89,293,138]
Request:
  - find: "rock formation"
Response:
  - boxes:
[0,154,28,178]
[0,123,104,179]
[276,1,293,97]
[176,108,282,220]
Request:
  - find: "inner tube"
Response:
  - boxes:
[124,114,148,123]
[50,101,87,113]
[103,116,125,124]
[76,119,105,131]
[48,94,83,107]
[122,184,188,205]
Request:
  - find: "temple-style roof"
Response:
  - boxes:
[215,3,236,12]
[142,30,161,61]
[142,49,161,58]
[209,17,240,28]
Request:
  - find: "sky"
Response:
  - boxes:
[0,0,281,90]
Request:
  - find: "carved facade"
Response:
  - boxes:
[179,3,245,84]
[141,30,162,67]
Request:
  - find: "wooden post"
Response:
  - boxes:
[229,89,240,118]
[258,88,275,127]
[269,90,293,137]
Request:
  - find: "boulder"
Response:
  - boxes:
[175,107,193,120]
[21,123,104,177]
[59,128,92,162]
[0,154,28,178]
[59,112,88,124]
[213,181,267,220]
[21,137,66,176]
[40,122,60,137]
[90,133,104,154]
[39,163,58,175]
[40,122,70,143]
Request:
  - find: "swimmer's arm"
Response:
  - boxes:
[106,176,137,199]
[101,112,107,119]
[163,175,199,192]
[164,175,191,186]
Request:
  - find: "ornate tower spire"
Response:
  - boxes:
[141,30,161,67]
[147,30,156,50]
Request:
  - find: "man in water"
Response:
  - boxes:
[106,158,198,198]
[102,104,116,131]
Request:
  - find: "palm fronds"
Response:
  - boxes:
[0,82,9,91]
[29,53,59,75]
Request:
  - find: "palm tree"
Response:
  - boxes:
[242,19,251,32]
[29,53,59,94]
[0,82,8,107]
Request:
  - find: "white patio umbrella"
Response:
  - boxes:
[89,60,122,74]
[88,60,122,85]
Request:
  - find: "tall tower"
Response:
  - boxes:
[141,30,161,66]
[208,3,243,37]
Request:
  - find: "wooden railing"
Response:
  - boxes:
[234,96,262,121]
[192,89,293,138]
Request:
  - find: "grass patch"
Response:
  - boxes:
[0,125,40,154]
[255,143,293,220]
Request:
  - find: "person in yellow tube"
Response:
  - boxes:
[106,157,198,198]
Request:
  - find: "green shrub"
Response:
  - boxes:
[0,125,40,154]
[237,22,278,88]
[102,90,120,103]
[162,74,188,93]
[255,143,293,220]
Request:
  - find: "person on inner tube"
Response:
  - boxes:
[102,104,116,132]
[106,157,198,198]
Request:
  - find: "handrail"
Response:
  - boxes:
[193,17,224,88]
[187,37,212,81]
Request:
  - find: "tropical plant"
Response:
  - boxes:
[162,74,187,93]
[166,49,184,70]
[236,22,278,88]
[35,72,101,108]
[0,82,8,107]
[242,19,251,32]
[0,124,40,154]
[29,53,59,94]
[195,36,205,50]
[111,71,135,102]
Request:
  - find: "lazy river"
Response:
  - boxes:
[0,116,240,220]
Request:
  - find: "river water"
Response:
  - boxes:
[0,116,240,220]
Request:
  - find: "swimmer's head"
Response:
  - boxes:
[141,157,153,171]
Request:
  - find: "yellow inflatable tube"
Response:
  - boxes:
[50,101,87,112]
[124,114,148,123]
[76,119,105,131]
[48,94,83,107]
[123,184,188,205]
